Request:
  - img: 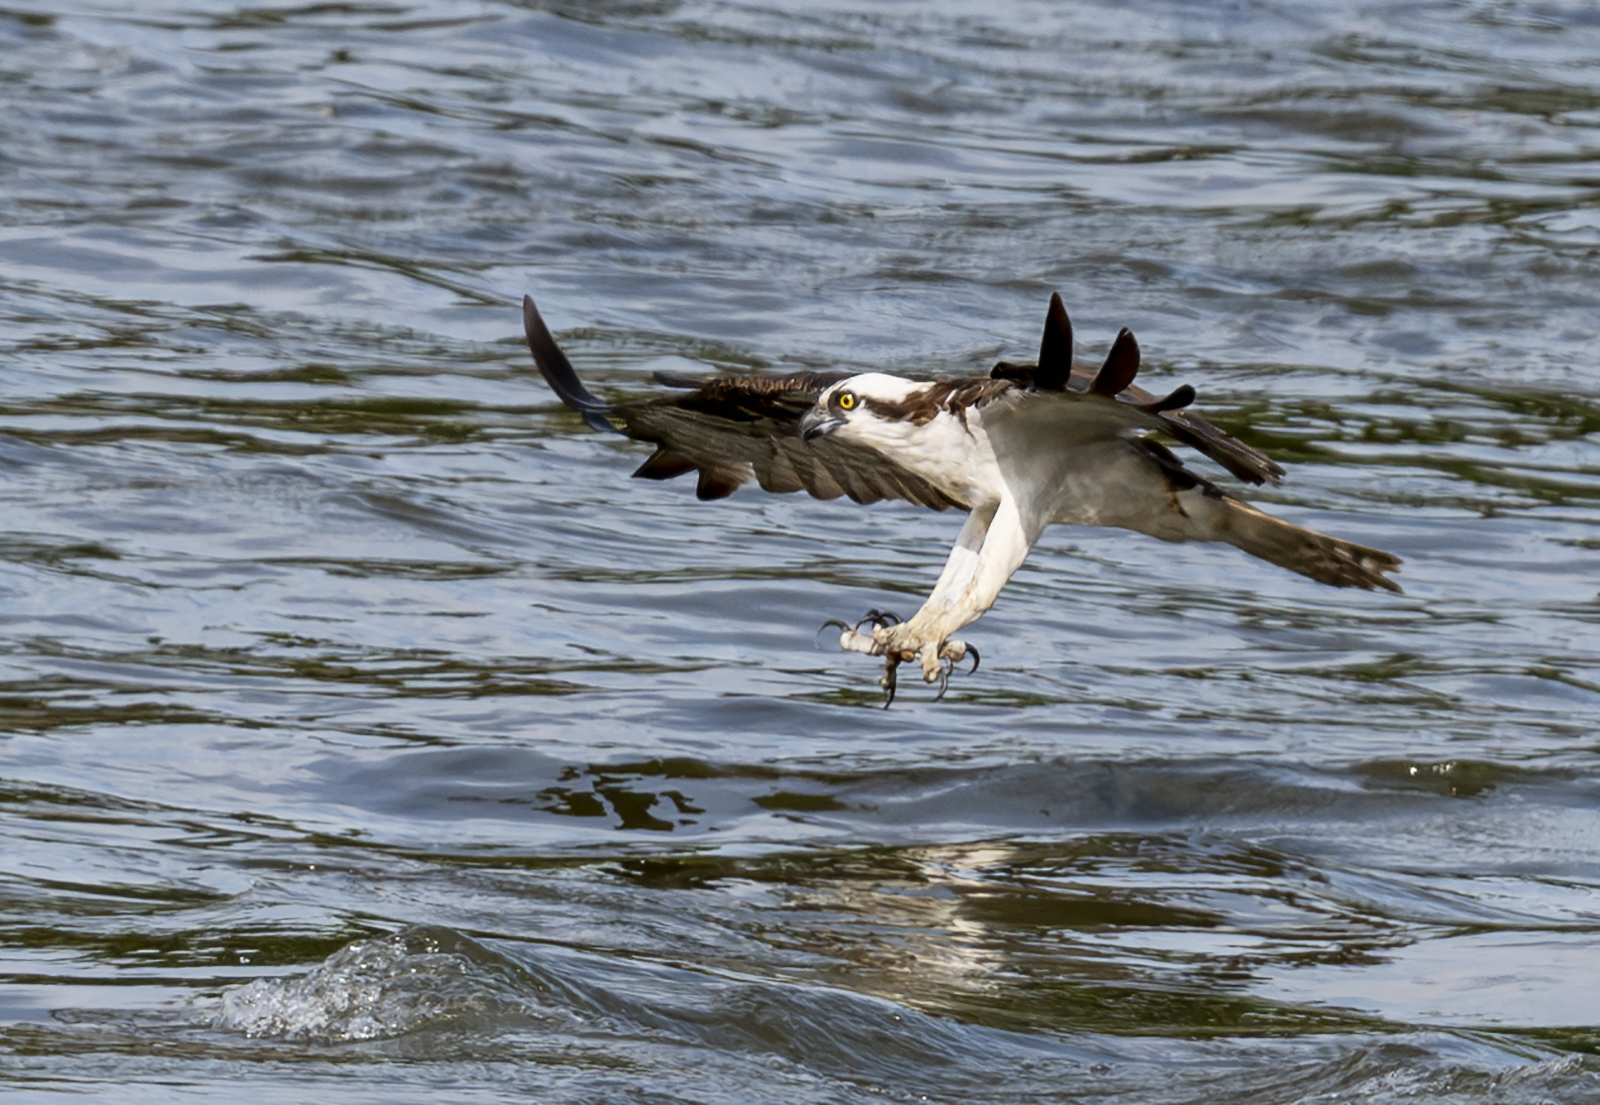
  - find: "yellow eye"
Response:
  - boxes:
[837,391,857,411]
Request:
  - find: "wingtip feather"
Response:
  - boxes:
[522,294,620,434]
[1034,292,1075,390]
[1090,328,1140,397]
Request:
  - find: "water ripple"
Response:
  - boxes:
[1,1,1599,1101]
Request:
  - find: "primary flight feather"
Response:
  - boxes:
[522,292,1401,704]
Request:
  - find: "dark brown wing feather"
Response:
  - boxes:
[523,295,618,434]
[523,295,964,510]
[990,295,1285,486]
[616,378,967,508]
[1118,378,1285,485]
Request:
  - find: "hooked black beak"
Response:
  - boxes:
[799,408,844,442]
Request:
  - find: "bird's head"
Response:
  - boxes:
[799,373,923,443]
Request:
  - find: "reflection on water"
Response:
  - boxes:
[1,0,1599,1102]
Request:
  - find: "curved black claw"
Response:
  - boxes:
[819,618,853,635]
[856,608,903,632]
[880,655,899,709]
[931,645,980,702]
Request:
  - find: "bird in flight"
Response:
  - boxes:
[522,292,1401,704]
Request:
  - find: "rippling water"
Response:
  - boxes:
[3,1,1599,1101]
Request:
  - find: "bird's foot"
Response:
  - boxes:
[820,612,979,706]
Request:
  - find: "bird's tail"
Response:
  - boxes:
[1216,497,1402,593]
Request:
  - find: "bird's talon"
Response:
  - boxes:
[936,638,978,673]
[855,608,903,632]
[830,615,977,705]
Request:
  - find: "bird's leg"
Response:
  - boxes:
[874,495,1033,686]
[823,499,1028,702]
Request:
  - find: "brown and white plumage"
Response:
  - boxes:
[522,292,1401,703]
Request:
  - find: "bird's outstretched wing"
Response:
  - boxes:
[991,292,1284,486]
[525,290,1279,507]
[522,295,964,509]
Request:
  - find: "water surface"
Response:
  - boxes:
[2,1,1599,1101]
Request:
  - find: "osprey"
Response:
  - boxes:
[522,293,1401,704]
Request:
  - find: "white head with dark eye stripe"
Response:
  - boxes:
[799,374,925,442]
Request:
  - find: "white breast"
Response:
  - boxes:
[834,400,1005,507]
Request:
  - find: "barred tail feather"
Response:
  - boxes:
[1218,499,1402,593]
